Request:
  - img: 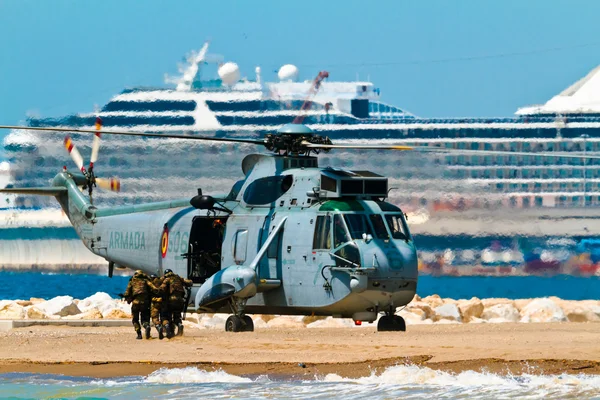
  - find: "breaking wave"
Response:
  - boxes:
[2,365,600,399]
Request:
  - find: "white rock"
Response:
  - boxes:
[26,306,49,319]
[35,296,81,317]
[198,314,228,329]
[481,304,520,322]
[468,317,486,324]
[458,298,484,322]
[307,317,353,328]
[78,292,114,312]
[434,303,462,322]
[266,316,305,329]
[252,318,268,329]
[0,301,25,319]
[63,308,103,320]
[435,318,460,324]
[405,302,435,319]
[399,310,426,322]
[520,298,567,323]
[422,295,444,308]
[103,309,131,319]
[487,317,514,324]
[411,318,434,325]
[482,298,515,308]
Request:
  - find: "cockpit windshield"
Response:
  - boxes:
[384,214,410,241]
[343,214,373,239]
[369,214,389,239]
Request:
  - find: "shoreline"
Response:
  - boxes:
[1,357,599,379]
[1,324,599,378]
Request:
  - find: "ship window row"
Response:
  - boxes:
[450,168,600,179]
[492,181,600,193]
[403,195,600,210]
[438,155,599,167]
[206,100,325,112]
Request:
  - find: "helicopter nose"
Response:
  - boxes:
[360,239,418,278]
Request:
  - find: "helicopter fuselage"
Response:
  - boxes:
[70,154,418,323]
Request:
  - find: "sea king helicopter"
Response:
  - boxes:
[1,117,598,332]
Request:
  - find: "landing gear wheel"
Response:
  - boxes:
[225,315,243,332]
[242,315,254,332]
[377,315,392,331]
[393,315,406,332]
[377,315,406,332]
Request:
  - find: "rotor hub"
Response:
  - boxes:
[263,123,333,155]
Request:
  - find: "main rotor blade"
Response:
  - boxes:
[64,136,86,173]
[0,125,265,145]
[304,142,600,160]
[416,147,600,160]
[90,117,102,167]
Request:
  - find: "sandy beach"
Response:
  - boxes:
[1,323,599,378]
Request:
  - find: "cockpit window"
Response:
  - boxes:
[384,214,410,241]
[333,214,351,248]
[369,214,389,239]
[343,214,373,239]
[313,215,331,250]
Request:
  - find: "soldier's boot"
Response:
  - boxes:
[176,323,184,337]
[156,325,164,340]
[144,324,151,339]
[165,323,174,339]
[136,329,142,340]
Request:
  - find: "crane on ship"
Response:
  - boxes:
[292,70,330,124]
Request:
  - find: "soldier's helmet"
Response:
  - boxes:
[134,269,144,276]
[150,274,158,279]
[164,269,173,275]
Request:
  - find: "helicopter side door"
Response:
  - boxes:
[185,216,228,283]
[258,213,284,281]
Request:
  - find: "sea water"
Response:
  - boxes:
[1,366,600,399]
[0,271,598,301]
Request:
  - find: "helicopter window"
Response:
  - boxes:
[369,214,389,239]
[334,242,361,267]
[313,215,331,250]
[243,175,294,205]
[333,214,351,248]
[343,214,373,240]
[384,214,410,241]
[234,229,248,263]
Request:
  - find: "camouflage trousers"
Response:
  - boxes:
[131,298,150,331]
[166,297,186,326]
[150,299,169,327]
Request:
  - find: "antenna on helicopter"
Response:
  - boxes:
[63,117,121,203]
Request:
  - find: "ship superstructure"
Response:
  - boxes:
[4,42,600,270]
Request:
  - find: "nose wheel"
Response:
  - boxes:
[377,314,406,332]
[225,315,254,332]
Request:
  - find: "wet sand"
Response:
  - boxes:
[1,323,599,378]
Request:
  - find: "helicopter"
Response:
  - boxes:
[1,120,598,332]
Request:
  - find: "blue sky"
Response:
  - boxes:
[1,0,600,133]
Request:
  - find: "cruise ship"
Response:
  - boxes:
[3,42,600,272]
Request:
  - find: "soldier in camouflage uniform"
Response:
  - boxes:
[123,270,151,340]
[148,274,168,340]
[159,269,193,337]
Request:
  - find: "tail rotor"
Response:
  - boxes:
[62,117,121,202]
